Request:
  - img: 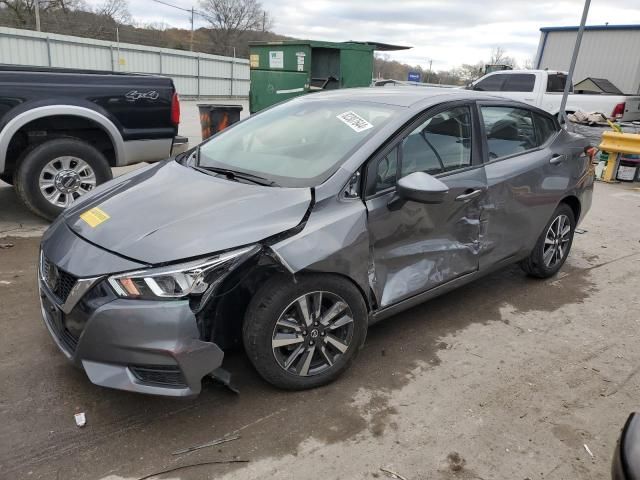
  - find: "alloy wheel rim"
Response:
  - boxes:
[39,156,97,208]
[272,291,354,377]
[543,214,571,268]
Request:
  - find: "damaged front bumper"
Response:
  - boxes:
[39,223,224,397]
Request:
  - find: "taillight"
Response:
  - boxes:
[171,92,180,126]
[611,102,625,119]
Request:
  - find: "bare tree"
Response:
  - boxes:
[199,0,270,51]
[456,62,484,83]
[488,46,518,68]
[95,0,130,24]
[0,0,83,26]
[522,57,534,70]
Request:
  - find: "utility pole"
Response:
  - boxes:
[34,0,41,32]
[559,0,590,126]
[116,26,120,71]
[190,7,194,51]
[262,11,266,32]
[426,59,432,83]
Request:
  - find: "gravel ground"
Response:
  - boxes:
[0,181,639,480]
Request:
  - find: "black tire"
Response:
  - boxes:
[521,203,576,278]
[14,138,112,220]
[243,274,368,390]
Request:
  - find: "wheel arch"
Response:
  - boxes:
[201,253,373,351]
[0,105,125,173]
[560,194,581,223]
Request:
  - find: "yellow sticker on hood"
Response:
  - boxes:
[80,207,110,227]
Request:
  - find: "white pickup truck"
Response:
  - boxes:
[469,70,640,122]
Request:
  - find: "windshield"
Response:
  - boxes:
[197,98,398,187]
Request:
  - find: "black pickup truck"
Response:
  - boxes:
[0,66,183,219]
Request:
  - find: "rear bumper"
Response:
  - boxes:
[40,283,224,397]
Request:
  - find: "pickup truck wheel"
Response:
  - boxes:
[521,203,576,278]
[243,274,367,390]
[14,138,112,220]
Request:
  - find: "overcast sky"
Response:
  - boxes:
[105,0,640,70]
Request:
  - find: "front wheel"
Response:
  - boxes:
[243,274,368,390]
[521,203,576,278]
[14,138,113,220]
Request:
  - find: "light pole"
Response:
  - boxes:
[559,0,591,126]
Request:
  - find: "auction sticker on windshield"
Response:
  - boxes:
[336,111,374,133]
[80,207,110,228]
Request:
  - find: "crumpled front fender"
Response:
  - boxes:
[269,196,372,307]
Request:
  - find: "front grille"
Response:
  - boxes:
[129,365,187,388]
[41,255,77,303]
[42,300,79,354]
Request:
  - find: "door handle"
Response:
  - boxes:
[455,189,483,201]
[550,154,566,165]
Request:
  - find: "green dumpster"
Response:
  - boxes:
[248,40,409,113]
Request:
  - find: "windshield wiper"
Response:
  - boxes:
[194,165,279,187]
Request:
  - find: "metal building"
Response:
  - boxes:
[535,24,640,94]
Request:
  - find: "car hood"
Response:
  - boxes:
[63,161,312,265]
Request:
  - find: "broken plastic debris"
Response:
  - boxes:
[584,444,594,458]
[74,412,86,427]
[380,467,408,480]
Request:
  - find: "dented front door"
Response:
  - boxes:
[366,166,486,308]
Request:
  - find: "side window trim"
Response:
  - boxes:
[477,101,552,164]
[363,100,480,199]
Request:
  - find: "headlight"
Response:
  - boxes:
[108,246,257,300]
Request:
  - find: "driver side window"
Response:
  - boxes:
[367,105,473,197]
[400,105,472,177]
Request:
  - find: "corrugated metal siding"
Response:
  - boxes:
[537,29,640,94]
[0,26,249,97]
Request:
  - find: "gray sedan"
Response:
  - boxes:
[38,88,594,395]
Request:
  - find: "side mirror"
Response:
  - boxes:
[613,413,640,480]
[395,171,449,204]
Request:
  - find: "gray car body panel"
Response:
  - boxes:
[63,160,312,265]
[39,87,593,396]
[43,217,147,277]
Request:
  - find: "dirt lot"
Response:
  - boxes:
[1,181,639,480]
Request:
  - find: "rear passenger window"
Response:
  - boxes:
[400,106,472,177]
[480,106,537,160]
[547,74,569,93]
[502,74,535,92]
[533,113,559,145]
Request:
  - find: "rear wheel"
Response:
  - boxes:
[243,274,368,390]
[14,138,112,220]
[521,203,576,278]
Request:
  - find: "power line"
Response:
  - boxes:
[148,0,216,23]
[149,0,191,13]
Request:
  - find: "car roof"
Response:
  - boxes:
[300,86,508,107]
